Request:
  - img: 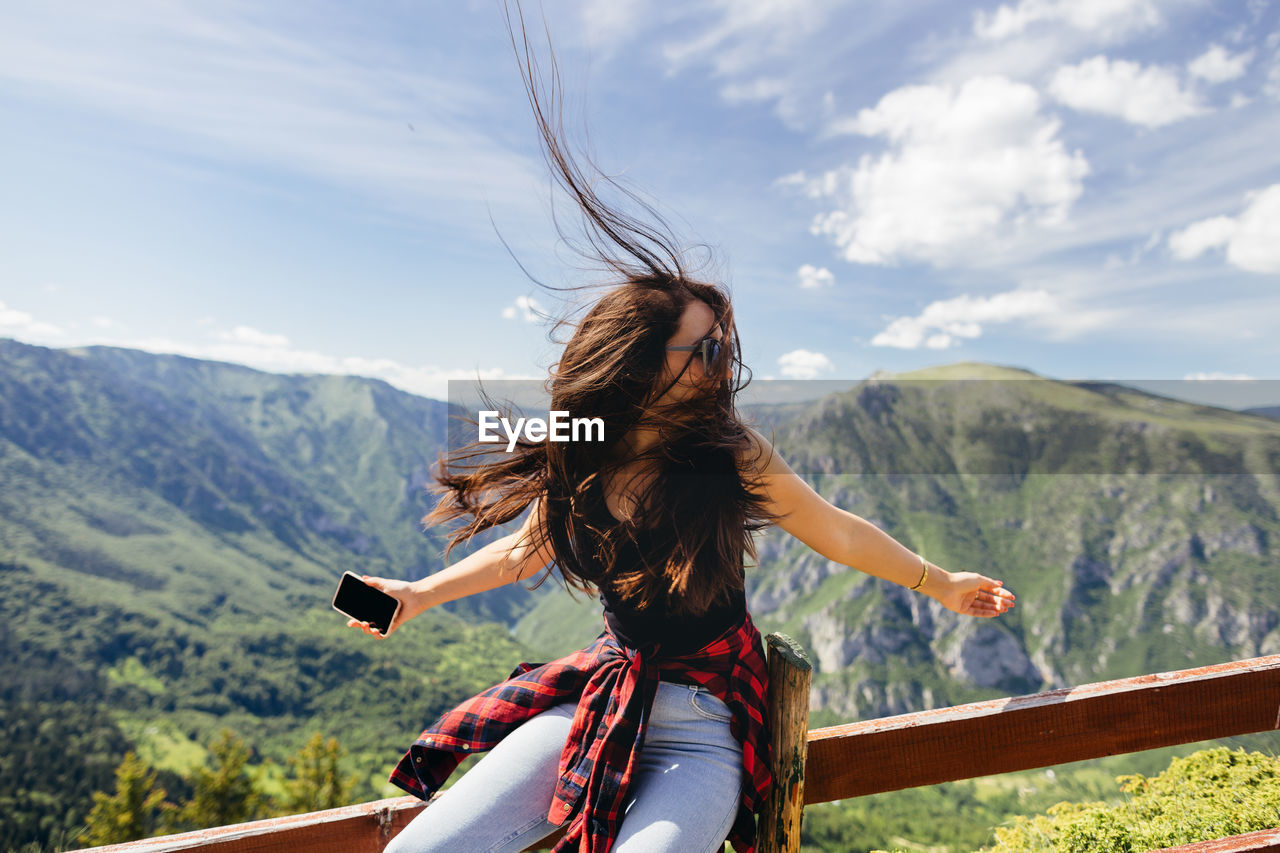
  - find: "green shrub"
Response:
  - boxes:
[983,747,1280,853]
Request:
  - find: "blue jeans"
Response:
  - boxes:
[384,681,744,853]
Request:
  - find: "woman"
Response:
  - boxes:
[349,8,1016,852]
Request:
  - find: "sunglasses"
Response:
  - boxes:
[667,336,724,372]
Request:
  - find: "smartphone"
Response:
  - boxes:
[331,571,402,636]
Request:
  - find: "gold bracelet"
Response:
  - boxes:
[909,555,929,591]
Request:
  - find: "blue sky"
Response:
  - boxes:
[2,0,1278,407]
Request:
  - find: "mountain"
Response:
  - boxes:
[746,363,1280,721]
[518,362,1280,721]
[3,341,1278,847]
[0,339,532,849]
[0,339,534,623]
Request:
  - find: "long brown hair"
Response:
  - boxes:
[421,2,780,616]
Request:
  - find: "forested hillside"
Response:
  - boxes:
[2,340,1278,850]
[0,340,530,849]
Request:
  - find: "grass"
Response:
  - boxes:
[112,714,208,777]
[106,657,166,695]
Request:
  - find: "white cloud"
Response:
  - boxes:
[811,76,1088,266]
[1187,44,1253,83]
[0,309,531,400]
[581,0,648,53]
[1266,57,1280,101]
[1050,56,1205,127]
[720,77,789,105]
[1104,227,1166,269]
[662,0,830,79]
[1167,216,1238,259]
[0,301,65,341]
[1184,371,1256,380]
[718,75,817,128]
[218,325,292,348]
[870,289,1063,350]
[774,171,808,190]
[654,0,840,127]
[501,295,549,323]
[1167,184,1280,273]
[796,264,834,289]
[974,0,1160,40]
[777,349,834,379]
[122,328,534,400]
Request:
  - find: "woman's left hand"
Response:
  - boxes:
[935,571,1016,618]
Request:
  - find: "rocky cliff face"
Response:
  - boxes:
[742,365,1280,721]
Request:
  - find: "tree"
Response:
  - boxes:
[83,751,167,845]
[283,732,358,814]
[169,729,265,831]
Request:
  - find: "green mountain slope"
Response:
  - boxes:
[516,362,1280,721]
[744,364,1280,722]
[0,339,534,625]
[3,340,1278,848]
[0,340,536,849]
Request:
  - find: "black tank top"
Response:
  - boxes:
[588,479,745,656]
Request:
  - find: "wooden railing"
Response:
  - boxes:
[77,642,1280,853]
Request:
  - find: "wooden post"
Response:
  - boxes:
[757,632,813,853]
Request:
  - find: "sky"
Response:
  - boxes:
[2,0,1279,409]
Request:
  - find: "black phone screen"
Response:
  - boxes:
[332,573,399,635]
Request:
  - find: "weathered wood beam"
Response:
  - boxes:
[1154,828,1280,852]
[805,654,1280,803]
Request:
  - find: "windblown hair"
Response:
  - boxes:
[421,2,780,617]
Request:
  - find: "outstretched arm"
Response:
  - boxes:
[741,428,1015,618]
[349,496,556,637]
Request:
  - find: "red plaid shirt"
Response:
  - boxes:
[389,612,772,853]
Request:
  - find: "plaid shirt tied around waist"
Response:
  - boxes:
[389,611,772,853]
